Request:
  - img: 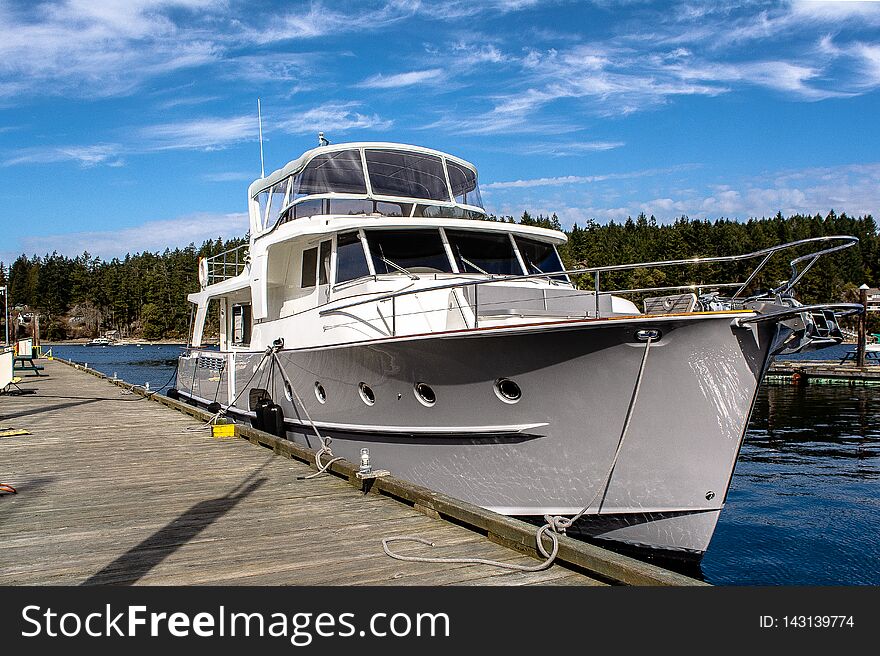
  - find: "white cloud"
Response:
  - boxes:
[3,143,124,168]
[15,212,249,260]
[0,0,219,99]
[491,162,880,228]
[519,141,626,156]
[357,69,445,89]
[483,164,700,189]
[139,116,259,151]
[276,102,392,135]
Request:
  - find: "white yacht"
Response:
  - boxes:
[173,139,859,559]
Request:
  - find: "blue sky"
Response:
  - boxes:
[1,0,879,262]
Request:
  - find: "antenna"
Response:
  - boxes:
[258,98,265,178]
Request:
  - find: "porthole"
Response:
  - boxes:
[494,378,522,404]
[414,382,436,407]
[358,382,375,406]
[314,382,326,404]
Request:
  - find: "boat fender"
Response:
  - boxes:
[266,402,285,437]
[167,388,180,400]
[206,401,222,414]
[253,397,272,431]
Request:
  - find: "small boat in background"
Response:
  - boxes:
[85,337,112,347]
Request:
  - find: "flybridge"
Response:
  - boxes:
[246,142,486,236]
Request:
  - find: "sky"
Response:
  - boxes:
[1,0,879,263]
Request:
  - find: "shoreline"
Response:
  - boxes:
[42,339,190,346]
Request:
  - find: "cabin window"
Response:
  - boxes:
[365,229,452,275]
[514,237,567,281]
[335,232,370,283]
[327,199,372,216]
[292,149,367,197]
[231,303,251,346]
[301,247,318,288]
[319,240,331,285]
[376,201,412,217]
[447,161,483,208]
[287,198,323,220]
[365,149,450,202]
[445,229,522,276]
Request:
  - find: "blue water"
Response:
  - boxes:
[50,344,186,390]
[50,343,880,585]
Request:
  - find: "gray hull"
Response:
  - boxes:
[177,314,778,556]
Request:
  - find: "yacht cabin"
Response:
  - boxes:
[188,142,638,351]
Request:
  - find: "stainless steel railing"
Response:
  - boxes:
[319,236,859,332]
[204,244,249,285]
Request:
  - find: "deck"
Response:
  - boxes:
[0,359,702,586]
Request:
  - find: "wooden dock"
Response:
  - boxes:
[0,359,703,586]
[768,359,880,384]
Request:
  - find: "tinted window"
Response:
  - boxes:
[375,201,412,217]
[446,230,522,275]
[328,199,372,215]
[290,198,323,220]
[514,237,567,281]
[365,149,450,201]
[335,232,370,283]
[365,230,452,274]
[293,150,366,196]
[301,247,318,288]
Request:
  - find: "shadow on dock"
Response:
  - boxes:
[82,466,269,586]
[0,398,103,422]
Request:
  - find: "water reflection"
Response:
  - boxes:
[703,383,880,585]
[743,386,878,473]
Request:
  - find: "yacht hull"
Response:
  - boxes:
[177,313,779,557]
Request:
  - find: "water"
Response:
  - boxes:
[49,344,185,391]
[704,384,880,585]
[50,343,880,585]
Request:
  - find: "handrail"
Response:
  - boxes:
[205,244,249,284]
[319,235,858,317]
[734,303,863,325]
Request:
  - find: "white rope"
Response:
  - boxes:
[184,410,225,433]
[265,350,344,480]
[383,335,654,571]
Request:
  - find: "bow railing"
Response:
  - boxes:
[319,236,859,333]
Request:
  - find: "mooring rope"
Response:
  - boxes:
[264,351,343,480]
[183,346,273,432]
[383,335,654,572]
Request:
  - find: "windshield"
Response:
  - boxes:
[514,237,567,281]
[365,229,452,275]
[292,149,367,197]
[447,161,483,208]
[446,229,521,275]
[365,149,450,201]
[336,231,371,283]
